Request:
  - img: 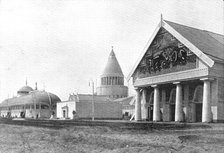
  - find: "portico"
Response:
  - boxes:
[127,18,224,123]
[133,76,213,123]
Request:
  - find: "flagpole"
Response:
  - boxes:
[89,80,95,121]
[91,80,94,121]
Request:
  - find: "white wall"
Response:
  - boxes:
[56,101,76,119]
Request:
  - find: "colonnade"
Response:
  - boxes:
[134,78,212,122]
[101,76,124,85]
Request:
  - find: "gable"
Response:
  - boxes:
[133,27,197,80]
[128,19,217,81]
[165,20,224,60]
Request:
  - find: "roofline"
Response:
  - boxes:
[127,19,215,81]
[164,20,224,36]
[127,20,162,81]
[76,94,109,97]
[163,20,214,67]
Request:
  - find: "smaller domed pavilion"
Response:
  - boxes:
[0,82,61,119]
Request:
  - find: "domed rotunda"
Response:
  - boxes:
[0,82,61,119]
[96,47,128,99]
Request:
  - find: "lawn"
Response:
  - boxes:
[0,123,224,153]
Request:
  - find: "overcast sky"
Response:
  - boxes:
[0,0,223,101]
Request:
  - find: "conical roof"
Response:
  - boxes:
[101,48,124,77]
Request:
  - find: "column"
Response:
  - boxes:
[142,88,148,120]
[152,85,160,121]
[201,78,212,122]
[161,89,166,121]
[174,82,183,122]
[184,85,190,122]
[135,88,142,121]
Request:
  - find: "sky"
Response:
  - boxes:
[0,0,223,101]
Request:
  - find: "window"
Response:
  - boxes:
[36,104,39,109]
[41,104,49,109]
[25,105,30,109]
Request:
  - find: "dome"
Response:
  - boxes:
[101,49,124,77]
[33,91,61,105]
[0,90,61,107]
[17,86,34,95]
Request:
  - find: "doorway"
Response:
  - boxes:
[170,104,175,121]
[62,106,68,118]
[148,105,153,121]
[192,85,203,122]
[63,110,66,118]
[195,103,202,122]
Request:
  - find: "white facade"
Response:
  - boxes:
[56,95,123,119]
[57,101,76,119]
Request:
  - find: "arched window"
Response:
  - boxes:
[41,104,49,109]
[168,88,176,104]
[149,91,154,105]
[193,85,203,103]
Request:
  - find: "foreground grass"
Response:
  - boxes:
[0,124,224,153]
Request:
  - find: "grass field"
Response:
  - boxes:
[0,123,224,153]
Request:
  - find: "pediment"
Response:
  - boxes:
[134,27,197,79]
[128,20,215,81]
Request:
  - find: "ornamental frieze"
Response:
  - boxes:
[135,28,196,79]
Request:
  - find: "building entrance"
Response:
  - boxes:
[195,103,202,122]
[148,105,153,121]
[62,106,68,118]
[63,110,66,118]
[170,104,175,121]
[192,85,203,122]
